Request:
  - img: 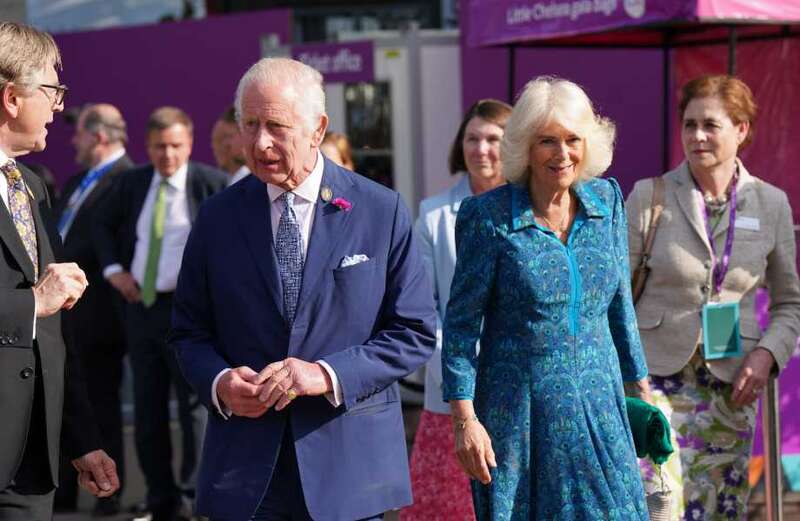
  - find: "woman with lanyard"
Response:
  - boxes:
[626,75,800,520]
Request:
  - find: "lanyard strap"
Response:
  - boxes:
[694,172,738,296]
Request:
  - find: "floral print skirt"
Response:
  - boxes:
[400,410,476,521]
[640,352,758,521]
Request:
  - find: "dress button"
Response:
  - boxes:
[20,367,34,379]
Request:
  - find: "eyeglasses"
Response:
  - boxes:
[38,83,68,107]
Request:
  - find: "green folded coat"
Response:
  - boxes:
[625,397,674,465]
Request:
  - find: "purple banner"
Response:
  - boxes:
[28,9,291,187]
[292,41,374,83]
[466,0,695,47]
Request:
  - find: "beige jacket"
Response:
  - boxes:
[626,161,800,382]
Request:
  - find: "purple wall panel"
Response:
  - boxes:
[27,10,291,186]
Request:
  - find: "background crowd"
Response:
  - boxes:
[1,17,798,521]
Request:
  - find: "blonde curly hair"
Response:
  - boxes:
[502,76,616,185]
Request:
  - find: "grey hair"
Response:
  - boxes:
[82,104,128,145]
[233,57,326,134]
[502,76,616,185]
[0,22,61,96]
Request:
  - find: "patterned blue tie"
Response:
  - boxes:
[276,192,304,325]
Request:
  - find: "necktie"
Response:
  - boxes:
[2,161,38,279]
[141,180,169,307]
[276,192,304,325]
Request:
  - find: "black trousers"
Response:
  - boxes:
[126,294,206,511]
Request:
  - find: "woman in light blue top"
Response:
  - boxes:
[401,99,511,521]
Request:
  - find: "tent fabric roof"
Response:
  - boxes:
[466,0,800,47]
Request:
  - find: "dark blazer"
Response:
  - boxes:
[0,163,99,489]
[170,159,437,521]
[54,154,134,351]
[93,161,227,274]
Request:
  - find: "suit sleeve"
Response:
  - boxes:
[441,196,496,402]
[321,193,437,410]
[760,190,800,371]
[92,173,127,271]
[33,175,102,459]
[607,178,648,382]
[170,207,230,410]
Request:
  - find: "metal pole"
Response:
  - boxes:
[763,377,784,521]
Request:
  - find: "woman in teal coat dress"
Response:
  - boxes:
[442,76,651,520]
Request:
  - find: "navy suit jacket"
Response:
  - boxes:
[170,158,436,521]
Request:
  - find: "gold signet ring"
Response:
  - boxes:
[286,389,298,401]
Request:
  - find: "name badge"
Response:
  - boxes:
[734,216,760,231]
[702,301,742,360]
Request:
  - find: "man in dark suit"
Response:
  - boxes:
[93,106,226,521]
[0,21,119,520]
[53,103,132,516]
[170,57,436,521]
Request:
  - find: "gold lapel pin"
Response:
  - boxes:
[320,186,333,203]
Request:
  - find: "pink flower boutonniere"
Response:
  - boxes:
[331,197,352,212]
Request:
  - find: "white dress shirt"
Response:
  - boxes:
[211,151,343,417]
[105,165,192,293]
[59,148,126,239]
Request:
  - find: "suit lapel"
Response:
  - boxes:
[296,163,355,314]
[186,163,201,221]
[236,177,284,318]
[674,164,712,254]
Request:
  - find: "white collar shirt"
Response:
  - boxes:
[0,149,16,212]
[130,163,191,293]
[265,150,324,260]
[60,148,127,239]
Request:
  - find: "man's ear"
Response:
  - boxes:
[311,114,329,147]
[1,83,21,119]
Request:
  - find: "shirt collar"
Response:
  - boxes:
[0,149,14,169]
[153,162,188,192]
[267,149,324,204]
[90,148,126,175]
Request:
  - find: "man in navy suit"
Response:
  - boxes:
[93,107,227,521]
[170,57,436,521]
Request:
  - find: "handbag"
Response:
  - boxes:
[631,177,665,304]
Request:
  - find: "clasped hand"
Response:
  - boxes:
[33,263,88,317]
[217,358,333,417]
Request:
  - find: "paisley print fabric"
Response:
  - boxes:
[640,352,757,521]
[400,410,477,521]
[442,178,649,520]
[3,165,38,279]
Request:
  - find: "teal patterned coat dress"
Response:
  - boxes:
[442,178,649,520]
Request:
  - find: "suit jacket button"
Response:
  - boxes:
[701,284,709,293]
[20,367,34,379]
[0,338,7,345]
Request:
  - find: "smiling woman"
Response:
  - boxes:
[442,77,651,520]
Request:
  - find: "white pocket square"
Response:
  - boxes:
[339,254,370,268]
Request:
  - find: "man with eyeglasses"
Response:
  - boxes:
[0,22,119,520]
